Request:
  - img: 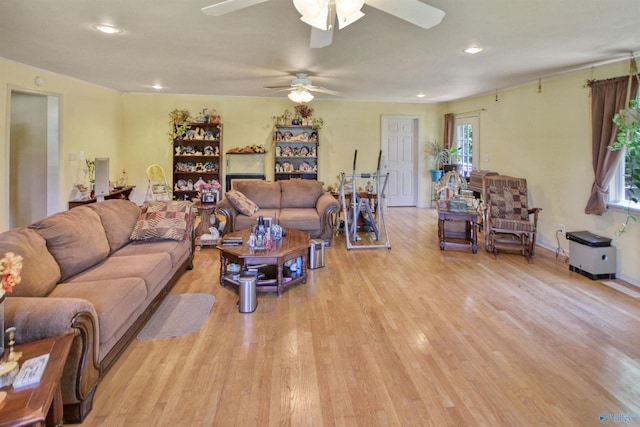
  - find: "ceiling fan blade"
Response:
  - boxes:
[310,27,334,49]
[307,86,341,96]
[365,0,445,30]
[264,85,294,89]
[263,88,294,95]
[201,0,269,17]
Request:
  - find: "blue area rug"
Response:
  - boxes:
[137,293,215,340]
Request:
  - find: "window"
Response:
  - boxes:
[454,115,480,177]
[610,147,640,209]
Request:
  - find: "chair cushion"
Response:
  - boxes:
[225,190,260,216]
[130,201,193,241]
[491,218,536,233]
[30,207,110,282]
[488,186,528,220]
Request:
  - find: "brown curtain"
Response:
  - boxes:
[443,113,454,150]
[584,75,638,214]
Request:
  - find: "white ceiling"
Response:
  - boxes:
[1,0,639,103]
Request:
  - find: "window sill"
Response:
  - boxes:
[607,201,640,215]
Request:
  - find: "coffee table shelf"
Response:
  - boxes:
[217,228,310,296]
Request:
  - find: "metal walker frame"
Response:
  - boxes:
[338,150,391,250]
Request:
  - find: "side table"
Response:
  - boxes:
[193,201,219,249]
[0,334,73,427]
[437,207,479,253]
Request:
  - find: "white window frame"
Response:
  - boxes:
[453,114,480,177]
[609,150,640,213]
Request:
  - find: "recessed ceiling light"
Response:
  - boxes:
[464,46,483,54]
[152,84,164,90]
[93,24,122,34]
[416,93,426,98]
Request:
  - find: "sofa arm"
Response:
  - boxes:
[6,296,98,344]
[5,297,101,405]
[315,193,340,240]
[216,197,238,235]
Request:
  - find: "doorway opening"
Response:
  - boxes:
[8,89,60,229]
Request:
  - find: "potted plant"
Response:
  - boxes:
[610,97,640,235]
[444,146,462,173]
[427,141,446,181]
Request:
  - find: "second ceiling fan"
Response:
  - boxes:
[202,0,445,48]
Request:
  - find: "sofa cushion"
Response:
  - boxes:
[280,180,324,208]
[87,200,141,253]
[49,278,147,352]
[112,239,190,268]
[130,201,192,242]
[278,208,321,233]
[234,209,280,231]
[0,228,61,297]
[225,190,260,216]
[30,207,110,282]
[232,180,281,209]
[66,253,173,297]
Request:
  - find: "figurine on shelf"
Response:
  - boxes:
[310,146,317,157]
[175,146,182,155]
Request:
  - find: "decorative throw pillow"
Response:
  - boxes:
[130,201,193,241]
[225,190,259,216]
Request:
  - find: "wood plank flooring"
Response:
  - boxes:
[78,207,640,426]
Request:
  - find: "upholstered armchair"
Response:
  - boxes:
[483,175,542,263]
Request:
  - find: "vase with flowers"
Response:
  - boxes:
[1,252,22,356]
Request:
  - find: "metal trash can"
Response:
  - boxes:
[309,239,325,269]
[238,271,257,313]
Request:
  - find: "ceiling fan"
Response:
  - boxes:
[201,0,445,48]
[264,73,340,102]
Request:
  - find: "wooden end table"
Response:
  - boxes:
[217,228,310,296]
[193,201,219,249]
[0,334,74,427]
[437,207,479,253]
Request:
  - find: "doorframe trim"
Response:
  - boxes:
[5,84,63,230]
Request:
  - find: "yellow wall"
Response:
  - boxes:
[0,59,124,228]
[445,60,640,284]
[121,94,442,206]
[2,57,639,284]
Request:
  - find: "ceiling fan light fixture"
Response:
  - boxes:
[295,0,365,31]
[288,89,314,103]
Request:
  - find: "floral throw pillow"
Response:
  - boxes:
[130,201,193,241]
[225,190,259,216]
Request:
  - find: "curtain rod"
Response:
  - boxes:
[455,108,486,116]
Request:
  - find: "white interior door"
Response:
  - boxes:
[381,116,418,206]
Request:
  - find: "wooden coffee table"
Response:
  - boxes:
[217,228,310,296]
[0,333,73,427]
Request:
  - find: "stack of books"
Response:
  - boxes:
[221,236,243,246]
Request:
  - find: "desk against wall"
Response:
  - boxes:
[68,186,135,209]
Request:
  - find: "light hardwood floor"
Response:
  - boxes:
[78,207,640,426]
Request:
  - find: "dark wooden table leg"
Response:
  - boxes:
[46,384,64,427]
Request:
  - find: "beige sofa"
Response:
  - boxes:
[216,179,339,241]
[0,199,194,423]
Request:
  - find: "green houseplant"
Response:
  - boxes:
[427,141,446,181]
[444,146,462,172]
[610,98,640,234]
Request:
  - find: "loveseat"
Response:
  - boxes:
[0,199,195,423]
[216,179,339,241]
